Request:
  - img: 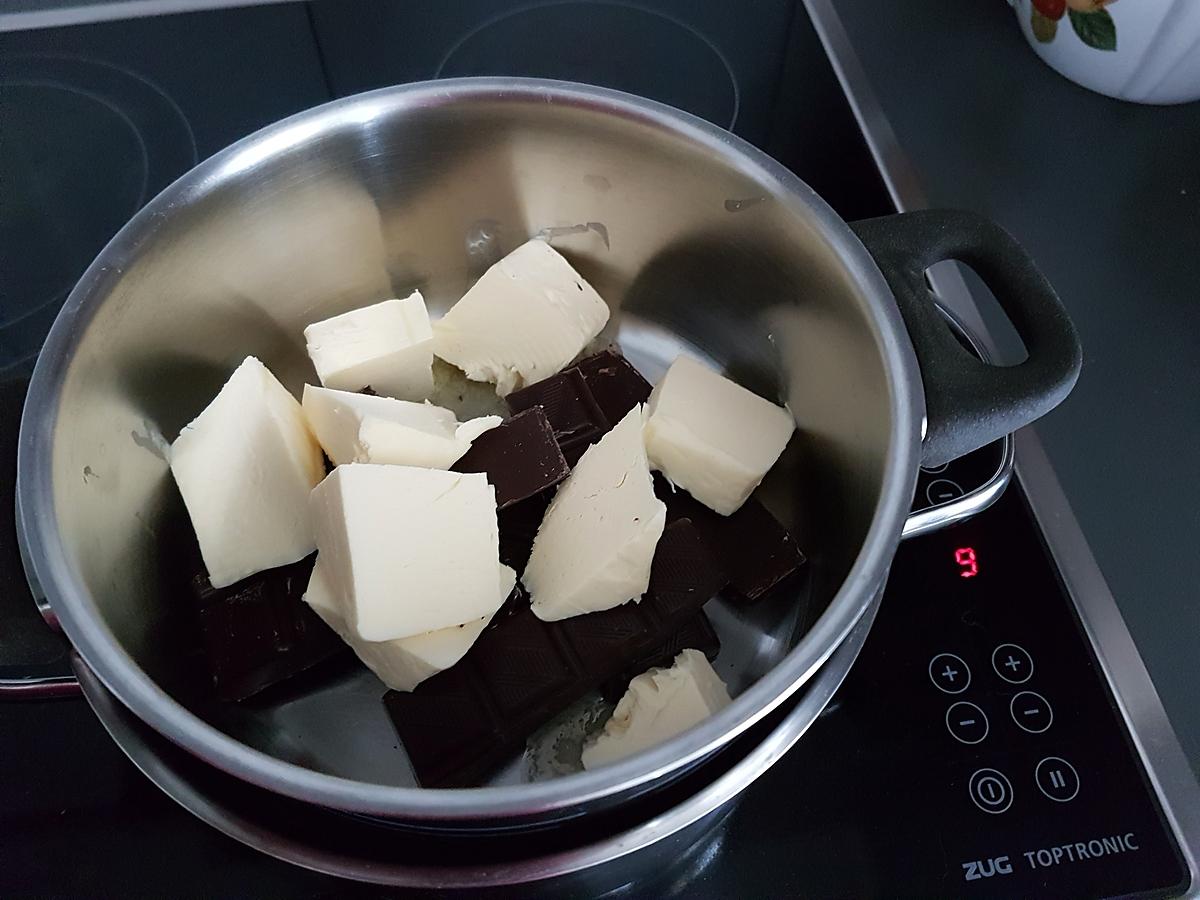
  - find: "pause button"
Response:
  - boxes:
[1035,757,1080,802]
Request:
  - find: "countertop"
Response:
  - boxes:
[831,0,1200,777]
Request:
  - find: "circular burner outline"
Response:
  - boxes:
[434,0,741,130]
[1,53,198,371]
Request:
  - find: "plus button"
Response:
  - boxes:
[992,644,1034,684]
[930,653,971,694]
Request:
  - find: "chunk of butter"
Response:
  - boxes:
[431,240,610,396]
[310,464,503,641]
[304,292,434,401]
[582,648,732,770]
[643,355,794,515]
[525,405,666,621]
[301,385,500,468]
[303,555,514,691]
[170,356,324,588]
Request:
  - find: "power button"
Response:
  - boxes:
[968,768,1013,814]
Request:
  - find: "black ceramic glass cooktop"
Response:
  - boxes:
[0,2,1188,898]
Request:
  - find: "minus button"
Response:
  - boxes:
[946,701,989,745]
[926,478,965,506]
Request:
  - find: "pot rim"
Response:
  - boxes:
[72,593,881,887]
[17,77,923,822]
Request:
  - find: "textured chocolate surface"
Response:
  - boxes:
[506,349,652,465]
[496,493,551,572]
[600,612,720,703]
[451,407,569,509]
[384,519,726,787]
[573,350,654,426]
[656,475,807,605]
[191,553,345,702]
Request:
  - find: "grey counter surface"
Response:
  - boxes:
[834,0,1200,775]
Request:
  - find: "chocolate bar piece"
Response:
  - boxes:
[496,493,551,572]
[656,475,806,604]
[191,553,345,702]
[600,612,720,702]
[573,350,654,425]
[451,407,569,509]
[507,350,651,464]
[506,368,604,465]
[384,519,726,787]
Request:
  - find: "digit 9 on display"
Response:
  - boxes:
[955,546,979,579]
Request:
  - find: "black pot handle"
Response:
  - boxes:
[850,209,1081,468]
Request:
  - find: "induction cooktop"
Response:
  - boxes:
[1,2,1196,897]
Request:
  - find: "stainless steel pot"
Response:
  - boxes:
[15,78,1080,827]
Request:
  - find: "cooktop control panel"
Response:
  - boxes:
[756,485,1190,898]
[897,490,1186,896]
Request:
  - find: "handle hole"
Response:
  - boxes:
[925,261,1029,366]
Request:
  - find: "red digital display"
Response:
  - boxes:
[955,547,979,579]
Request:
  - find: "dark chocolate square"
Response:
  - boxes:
[505,350,653,466]
[506,367,606,463]
[559,600,657,676]
[655,475,807,605]
[386,664,495,785]
[470,613,577,716]
[452,407,569,509]
[497,494,551,572]
[574,349,653,425]
[601,612,720,702]
[191,553,345,702]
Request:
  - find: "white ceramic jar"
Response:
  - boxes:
[1012,0,1200,104]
